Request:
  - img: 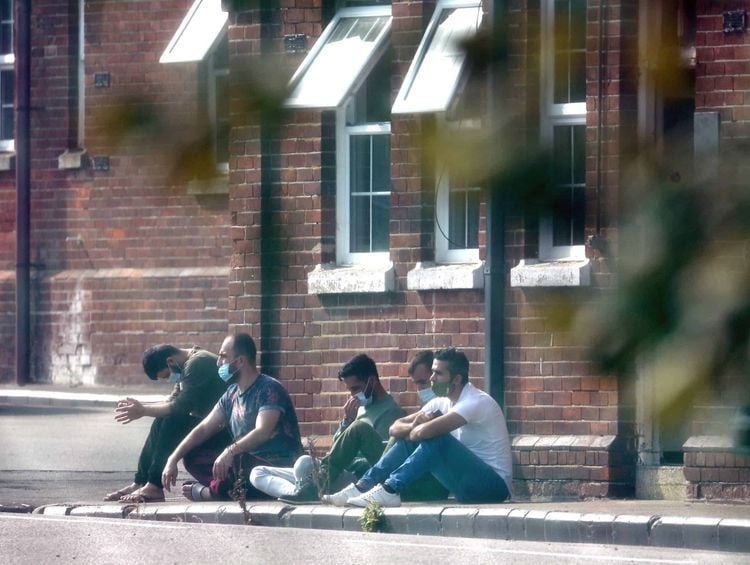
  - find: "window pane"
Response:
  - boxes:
[372,194,390,251]
[552,124,585,247]
[553,0,586,104]
[371,135,389,191]
[448,189,467,249]
[350,136,372,193]
[1,69,13,140]
[447,172,480,250]
[0,0,11,56]
[350,194,371,252]
[349,133,390,253]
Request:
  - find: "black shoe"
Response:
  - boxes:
[278,481,319,504]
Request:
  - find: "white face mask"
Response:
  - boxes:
[417,387,437,405]
[355,377,374,406]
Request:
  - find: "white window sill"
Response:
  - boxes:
[510,258,590,287]
[406,261,484,290]
[307,262,395,294]
[0,152,15,171]
[58,148,88,170]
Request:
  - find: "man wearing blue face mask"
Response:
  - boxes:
[162,333,303,501]
[324,347,512,508]
[249,353,404,502]
[104,344,230,503]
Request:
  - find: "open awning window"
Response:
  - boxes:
[392,0,482,114]
[160,0,227,63]
[285,6,392,110]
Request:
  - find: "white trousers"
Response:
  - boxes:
[249,454,315,498]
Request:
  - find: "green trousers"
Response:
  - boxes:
[322,420,449,502]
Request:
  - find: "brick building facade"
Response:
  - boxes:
[1,0,748,500]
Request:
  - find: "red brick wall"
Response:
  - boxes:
[0,0,231,384]
[695,1,750,140]
[227,1,487,440]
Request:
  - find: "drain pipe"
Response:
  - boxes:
[15,0,31,386]
[484,0,507,406]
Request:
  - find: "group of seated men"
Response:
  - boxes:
[105,333,512,507]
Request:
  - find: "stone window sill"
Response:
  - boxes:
[58,148,89,170]
[406,261,484,290]
[510,258,591,288]
[0,152,15,171]
[307,262,395,294]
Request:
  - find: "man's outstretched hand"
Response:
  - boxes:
[115,397,145,424]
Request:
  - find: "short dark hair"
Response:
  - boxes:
[232,333,257,363]
[434,347,469,385]
[142,344,181,381]
[408,350,433,375]
[338,353,378,383]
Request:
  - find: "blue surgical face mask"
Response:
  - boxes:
[417,387,437,405]
[218,362,238,383]
[167,362,182,384]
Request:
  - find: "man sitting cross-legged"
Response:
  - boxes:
[249,353,404,502]
[322,347,512,507]
[161,333,303,501]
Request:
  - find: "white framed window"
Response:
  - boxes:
[286,7,391,111]
[335,43,392,265]
[392,0,482,115]
[540,0,587,260]
[161,0,229,175]
[434,121,481,263]
[0,0,14,152]
[287,6,392,267]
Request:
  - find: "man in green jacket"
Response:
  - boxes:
[104,344,229,503]
[250,353,404,501]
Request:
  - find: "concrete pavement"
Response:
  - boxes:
[2,384,750,554]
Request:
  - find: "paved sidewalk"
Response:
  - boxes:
[3,384,750,554]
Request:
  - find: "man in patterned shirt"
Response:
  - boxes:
[162,333,302,501]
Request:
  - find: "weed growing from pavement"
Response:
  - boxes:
[305,436,330,498]
[359,500,384,533]
[229,454,252,525]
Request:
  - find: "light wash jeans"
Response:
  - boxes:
[357,434,509,503]
[249,455,315,498]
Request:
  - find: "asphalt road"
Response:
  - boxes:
[0,404,185,507]
[3,514,747,565]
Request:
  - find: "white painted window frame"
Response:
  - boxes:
[392,0,482,115]
[336,112,391,265]
[434,119,481,264]
[539,0,587,261]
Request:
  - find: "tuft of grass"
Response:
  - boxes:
[359,500,384,533]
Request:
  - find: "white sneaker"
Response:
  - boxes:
[347,484,401,508]
[321,483,361,507]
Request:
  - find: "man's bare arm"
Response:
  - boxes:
[161,406,226,490]
[212,409,281,481]
[409,411,466,442]
[389,411,427,438]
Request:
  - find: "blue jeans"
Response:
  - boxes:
[357,434,510,504]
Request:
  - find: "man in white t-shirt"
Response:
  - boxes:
[322,347,512,508]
